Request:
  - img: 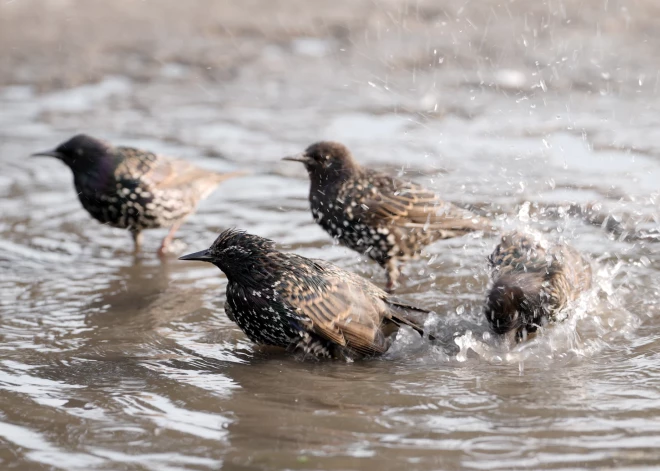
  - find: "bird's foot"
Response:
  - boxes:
[158,238,187,257]
[158,222,183,257]
[131,231,143,254]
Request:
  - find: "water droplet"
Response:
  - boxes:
[518,201,530,222]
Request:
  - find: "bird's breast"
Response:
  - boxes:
[225,284,302,347]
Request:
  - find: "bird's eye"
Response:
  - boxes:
[76,149,83,156]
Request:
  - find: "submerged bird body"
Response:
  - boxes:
[34,135,242,252]
[180,229,431,359]
[284,142,492,291]
[485,231,592,340]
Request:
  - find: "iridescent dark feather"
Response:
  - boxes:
[180,229,432,359]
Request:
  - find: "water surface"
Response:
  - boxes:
[1,1,660,470]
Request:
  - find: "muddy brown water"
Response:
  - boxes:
[1,1,660,470]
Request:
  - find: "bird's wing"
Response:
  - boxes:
[283,262,397,356]
[283,259,432,356]
[116,147,243,198]
[356,174,492,234]
[551,243,593,294]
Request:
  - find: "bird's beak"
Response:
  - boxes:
[179,249,213,262]
[282,152,311,164]
[31,149,63,158]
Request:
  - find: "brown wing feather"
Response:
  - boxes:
[549,241,593,299]
[286,277,383,355]
[284,264,430,356]
[116,147,245,199]
[337,320,391,356]
[358,175,492,234]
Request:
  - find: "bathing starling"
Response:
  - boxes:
[484,230,592,341]
[283,141,494,291]
[32,134,244,253]
[179,229,432,359]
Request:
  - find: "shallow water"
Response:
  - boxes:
[2,2,660,470]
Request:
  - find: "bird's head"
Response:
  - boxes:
[484,275,533,336]
[179,229,277,285]
[32,134,112,171]
[283,141,359,182]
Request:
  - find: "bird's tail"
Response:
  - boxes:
[211,170,249,184]
[199,170,249,200]
[387,298,434,339]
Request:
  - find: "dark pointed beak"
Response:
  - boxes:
[179,249,213,262]
[31,150,63,158]
[282,152,311,164]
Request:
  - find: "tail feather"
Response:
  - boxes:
[199,170,249,200]
[210,170,249,184]
[386,299,434,339]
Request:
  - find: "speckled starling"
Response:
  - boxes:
[283,141,494,291]
[32,134,245,254]
[484,230,592,341]
[179,229,432,359]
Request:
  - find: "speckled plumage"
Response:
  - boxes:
[33,134,244,253]
[484,230,592,341]
[284,141,493,291]
[179,229,432,359]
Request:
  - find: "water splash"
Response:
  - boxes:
[452,260,639,369]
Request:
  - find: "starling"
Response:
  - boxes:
[32,134,245,254]
[179,229,432,359]
[283,141,494,291]
[484,230,592,341]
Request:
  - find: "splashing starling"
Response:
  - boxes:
[33,134,245,254]
[179,229,432,359]
[484,230,592,342]
[283,141,494,291]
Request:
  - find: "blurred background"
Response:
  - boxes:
[0,1,659,470]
